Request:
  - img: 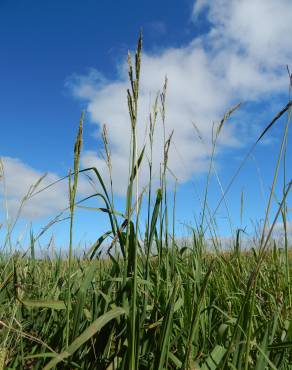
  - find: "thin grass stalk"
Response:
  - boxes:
[201,123,218,234]
[283,81,291,307]
[161,77,169,250]
[101,124,115,208]
[259,104,291,248]
[201,104,240,234]
[282,208,291,307]
[159,164,163,264]
[172,179,177,278]
[206,100,292,235]
[66,113,83,348]
[125,33,142,370]
[145,95,158,279]
[143,95,159,335]
[282,169,291,308]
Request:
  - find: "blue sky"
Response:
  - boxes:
[0,0,291,250]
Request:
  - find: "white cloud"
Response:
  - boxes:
[0,157,92,220]
[68,0,292,196]
[193,0,292,69]
[0,0,290,224]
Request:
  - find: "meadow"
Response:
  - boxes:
[0,36,291,369]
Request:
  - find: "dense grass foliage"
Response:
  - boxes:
[1,246,292,369]
[0,35,291,369]
[1,248,292,369]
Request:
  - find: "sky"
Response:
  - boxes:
[0,0,291,250]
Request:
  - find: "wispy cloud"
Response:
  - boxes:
[69,0,291,195]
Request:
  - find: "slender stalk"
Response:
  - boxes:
[66,113,83,348]
[260,109,291,248]
[125,34,142,370]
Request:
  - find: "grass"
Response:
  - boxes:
[0,35,291,369]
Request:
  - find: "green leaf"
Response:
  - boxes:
[255,326,269,370]
[148,188,162,248]
[43,307,127,370]
[254,343,277,370]
[154,283,178,369]
[130,145,145,182]
[85,230,112,260]
[168,351,182,368]
[71,262,97,339]
[200,345,226,370]
[22,300,66,310]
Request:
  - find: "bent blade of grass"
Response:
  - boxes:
[256,101,292,143]
[86,230,112,259]
[43,307,127,370]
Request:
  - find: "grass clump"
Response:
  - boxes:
[0,35,291,369]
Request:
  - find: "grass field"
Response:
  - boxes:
[0,35,291,369]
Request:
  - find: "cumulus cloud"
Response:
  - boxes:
[68,0,292,196]
[193,0,292,69]
[1,0,290,223]
[0,157,92,220]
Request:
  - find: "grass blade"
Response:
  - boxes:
[43,307,127,370]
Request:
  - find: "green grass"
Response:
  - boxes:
[0,248,292,369]
[0,35,291,369]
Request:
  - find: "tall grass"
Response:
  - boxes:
[0,35,291,369]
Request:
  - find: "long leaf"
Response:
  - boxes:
[200,345,226,370]
[22,300,66,310]
[43,307,127,369]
